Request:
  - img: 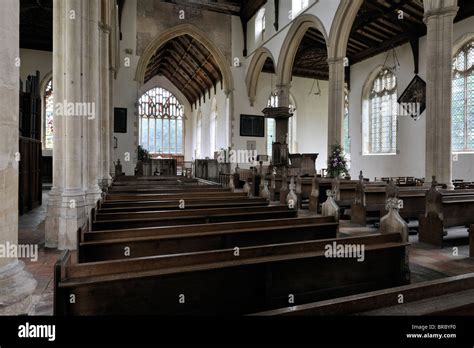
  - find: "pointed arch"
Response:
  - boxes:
[135,24,234,95]
[328,0,363,60]
[245,47,276,106]
[277,14,329,86]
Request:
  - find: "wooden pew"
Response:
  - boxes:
[351,182,428,225]
[98,197,269,213]
[419,183,474,247]
[105,191,248,202]
[78,216,339,262]
[91,206,298,230]
[253,273,474,316]
[108,187,230,194]
[55,232,408,315]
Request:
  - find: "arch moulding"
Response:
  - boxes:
[328,0,364,60]
[245,47,276,106]
[135,24,234,95]
[276,14,329,86]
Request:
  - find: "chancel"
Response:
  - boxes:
[3,0,474,327]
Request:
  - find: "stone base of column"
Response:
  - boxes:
[45,190,87,250]
[86,188,103,212]
[0,260,37,315]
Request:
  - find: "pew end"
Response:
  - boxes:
[54,250,72,316]
[418,212,445,248]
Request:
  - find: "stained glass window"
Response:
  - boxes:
[343,88,351,164]
[138,87,184,156]
[44,80,54,149]
[368,68,398,154]
[452,40,474,152]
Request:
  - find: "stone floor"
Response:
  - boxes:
[17,197,474,316]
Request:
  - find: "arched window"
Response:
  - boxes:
[209,100,218,156]
[343,88,351,163]
[292,0,309,19]
[138,87,184,156]
[452,40,474,152]
[266,94,297,156]
[255,8,266,43]
[44,79,54,149]
[365,68,398,154]
[196,111,202,159]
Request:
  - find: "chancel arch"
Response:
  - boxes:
[135,24,234,98]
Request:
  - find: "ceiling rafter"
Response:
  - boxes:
[173,36,218,87]
[144,33,223,105]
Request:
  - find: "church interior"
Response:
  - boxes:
[3,0,474,322]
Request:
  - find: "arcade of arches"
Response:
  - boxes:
[2,0,474,317]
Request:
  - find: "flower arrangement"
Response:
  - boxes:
[327,144,349,178]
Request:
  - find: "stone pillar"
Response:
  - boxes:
[327,57,345,151]
[46,0,100,250]
[109,68,115,179]
[275,83,291,143]
[86,1,102,210]
[423,0,458,189]
[0,0,36,314]
[100,17,112,186]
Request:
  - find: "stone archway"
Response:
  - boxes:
[276,14,329,87]
[135,24,234,95]
[327,0,364,61]
[245,47,276,106]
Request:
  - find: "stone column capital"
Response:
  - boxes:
[424,4,459,22]
[327,57,346,66]
[275,83,291,90]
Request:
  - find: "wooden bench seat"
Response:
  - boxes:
[99,196,262,210]
[98,197,269,213]
[91,206,298,230]
[252,272,474,316]
[55,232,408,315]
[78,216,339,262]
[419,185,474,247]
[351,183,429,225]
[107,186,231,194]
[105,191,248,202]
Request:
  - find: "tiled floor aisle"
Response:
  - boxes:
[19,192,62,316]
[18,199,474,316]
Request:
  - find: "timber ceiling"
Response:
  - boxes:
[20,0,53,51]
[261,0,474,82]
[348,0,474,65]
[262,27,329,80]
[144,34,223,106]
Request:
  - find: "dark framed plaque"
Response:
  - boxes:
[114,107,127,133]
[397,75,426,121]
[240,114,264,137]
